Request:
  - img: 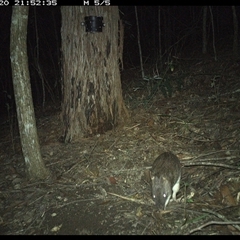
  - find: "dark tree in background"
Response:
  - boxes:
[202,6,208,54]
[232,6,238,58]
[61,6,128,142]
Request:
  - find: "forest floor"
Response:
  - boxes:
[1,52,240,235]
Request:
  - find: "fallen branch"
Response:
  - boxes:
[183,161,240,170]
[188,221,240,234]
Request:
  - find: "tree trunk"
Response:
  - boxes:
[61,6,128,142]
[135,6,144,79]
[202,6,207,54]
[232,6,238,58]
[10,6,50,181]
[209,6,217,61]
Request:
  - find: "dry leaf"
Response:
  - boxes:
[51,224,62,232]
[107,176,117,185]
[220,185,237,206]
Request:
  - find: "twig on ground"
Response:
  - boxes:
[188,221,240,234]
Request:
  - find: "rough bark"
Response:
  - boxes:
[61,6,128,142]
[10,6,50,181]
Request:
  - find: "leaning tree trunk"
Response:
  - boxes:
[10,6,50,181]
[61,6,127,142]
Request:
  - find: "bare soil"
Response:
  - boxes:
[1,55,240,235]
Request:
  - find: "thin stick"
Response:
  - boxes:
[190,150,237,160]
[202,208,240,231]
[188,221,240,234]
[108,192,147,205]
[124,123,141,130]
[183,161,240,170]
[185,156,238,162]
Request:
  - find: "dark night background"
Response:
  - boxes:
[0,6,239,119]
